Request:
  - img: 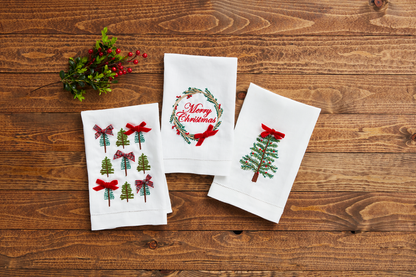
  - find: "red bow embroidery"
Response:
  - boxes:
[93,124,114,139]
[124,122,152,136]
[260,124,285,140]
[135,174,154,192]
[194,124,219,146]
[113,150,135,162]
[93,179,119,191]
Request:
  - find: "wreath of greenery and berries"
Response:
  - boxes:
[169,87,223,144]
[32,27,148,101]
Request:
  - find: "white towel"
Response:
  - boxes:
[161,54,238,176]
[81,103,172,230]
[208,83,321,223]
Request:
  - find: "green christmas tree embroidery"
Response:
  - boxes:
[135,131,145,146]
[100,157,115,177]
[104,188,115,206]
[114,150,135,177]
[135,174,154,203]
[120,182,134,202]
[240,133,283,182]
[137,153,151,174]
[116,128,130,149]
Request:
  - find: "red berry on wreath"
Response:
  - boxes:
[98,48,102,52]
[114,73,119,77]
[99,52,103,57]
[105,61,108,65]
[118,71,123,75]
[136,50,140,55]
[127,68,132,73]
[133,59,138,64]
[116,48,121,54]
[88,49,93,54]
[112,57,116,60]
[128,52,133,57]
[112,67,117,72]
[107,48,112,54]
[109,77,113,81]
[122,70,127,75]
[142,53,147,58]
[119,65,124,70]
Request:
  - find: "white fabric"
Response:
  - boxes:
[81,103,172,231]
[208,83,321,223]
[161,54,238,176]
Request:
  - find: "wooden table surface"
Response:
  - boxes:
[1,0,416,276]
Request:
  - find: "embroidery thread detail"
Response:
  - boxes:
[93,179,119,207]
[169,87,222,145]
[100,157,115,177]
[124,122,151,150]
[113,150,135,176]
[135,174,154,203]
[116,128,130,149]
[120,181,134,202]
[240,124,285,182]
[93,124,114,153]
[137,153,151,174]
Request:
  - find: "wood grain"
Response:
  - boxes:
[1,230,415,270]
[2,152,416,192]
[2,73,416,114]
[1,0,416,36]
[1,191,415,231]
[2,113,416,152]
[2,35,416,74]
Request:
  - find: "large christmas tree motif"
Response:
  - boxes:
[93,124,114,153]
[100,157,115,177]
[135,174,154,203]
[116,128,130,149]
[93,179,119,207]
[120,182,134,202]
[113,150,135,176]
[240,124,285,183]
[124,122,152,150]
[136,153,151,174]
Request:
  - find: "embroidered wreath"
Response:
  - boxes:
[170,87,223,144]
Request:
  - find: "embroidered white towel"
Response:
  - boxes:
[208,83,321,223]
[81,103,172,231]
[161,54,238,176]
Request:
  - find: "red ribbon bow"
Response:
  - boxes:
[93,124,114,139]
[260,124,285,140]
[135,174,154,192]
[124,122,152,136]
[194,124,219,146]
[113,150,135,162]
[93,179,119,191]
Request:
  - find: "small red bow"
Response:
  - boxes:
[135,174,154,192]
[93,179,119,191]
[93,124,114,139]
[194,124,219,146]
[260,124,285,140]
[124,122,152,136]
[113,150,135,162]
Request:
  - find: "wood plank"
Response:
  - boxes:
[1,0,415,36]
[1,113,416,152]
[2,269,416,277]
[2,35,416,74]
[0,230,415,270]
[2,152,416,192]
[2,73,416,114]
[1,191,416,231]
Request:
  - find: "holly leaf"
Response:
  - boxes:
[59,70,65,79]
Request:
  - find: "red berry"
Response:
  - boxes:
[128,52,133,57]
[112,67,117,72]
[133,59,138,64]
[116,48,121,54]
[114,73,118,77]
[112,57,116,60]
[109,77,113,81]
[119,65,124,70]
[98,48,102,52]
[142,53,147,58]
[99,52,103,57]
[105,62,108,65]
[136,50,140,55]
[122,70,127,75]
[118,71,123,75]
[88,49,93,54]
[127,68,132,73]
[107,48,112,54]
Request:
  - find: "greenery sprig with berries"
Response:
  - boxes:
[33,27,147,101]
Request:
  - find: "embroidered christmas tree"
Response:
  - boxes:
[116,128,130,149]
[136,174,154,203]
[120,182,134,202]
[124,122,152,150]
[93,179,119,207]
[113,150,135,176]
[100,157,115,177]
[240,124,285,182]
[136,153,151,174]
[93,124,114,153]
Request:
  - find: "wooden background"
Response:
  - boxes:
[1,0,416,276]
